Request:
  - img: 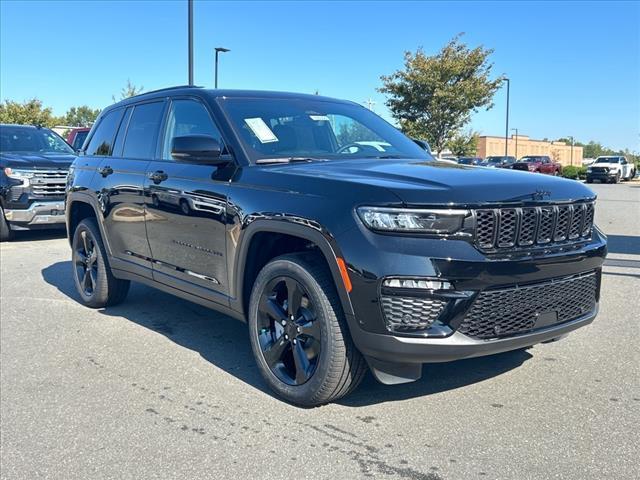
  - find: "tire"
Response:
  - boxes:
[71,218,130,308]
[248,252,367,407]
[614,172,620,184]
[586,178,592,184]
[0,207,12,242]
[179,198,190,215]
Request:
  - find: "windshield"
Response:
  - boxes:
[219,97,431,163]
[486,157,508,164]
[595,157,618,163]
[0,126,74,154]
[520,156,542,162]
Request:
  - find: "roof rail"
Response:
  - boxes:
[126,84,203,99]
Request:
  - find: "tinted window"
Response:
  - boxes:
[85,109,125,156]
[161,99,223,160]
[122,102,164,159]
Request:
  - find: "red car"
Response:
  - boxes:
[518,155,563,175]
[66,127,91,152]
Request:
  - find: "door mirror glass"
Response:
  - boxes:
[171,135,227,165]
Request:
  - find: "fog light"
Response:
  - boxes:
[383,278,451,290]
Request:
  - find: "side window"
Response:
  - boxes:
[122,102,165,159]
[161,99,223,160]
[85,109,124,156]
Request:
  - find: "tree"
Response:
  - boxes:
[447,130,479,156]
[0,98,59,127]
[61,105,100,127]
[112,79,144,102]
[336,122,380,145]
[379,34,503,156]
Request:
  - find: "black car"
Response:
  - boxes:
[1,124,75,241]
[65,87,606,406]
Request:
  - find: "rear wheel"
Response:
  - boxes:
[72,218,130,308]
[0,207,12,242]
[248,253,366,406]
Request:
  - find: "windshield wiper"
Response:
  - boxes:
[255,157,323,165]
[364,154,405,159]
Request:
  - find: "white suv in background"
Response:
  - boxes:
[586,156,636,183]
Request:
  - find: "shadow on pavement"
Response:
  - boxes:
[7,228,67,243]
[42,260,533,406]
[605,234,640,256]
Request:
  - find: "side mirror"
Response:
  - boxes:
[171,135,228,165]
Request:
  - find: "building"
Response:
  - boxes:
[476,135,584,167]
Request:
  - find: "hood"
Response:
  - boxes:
[272,158,595,206]
[0,152,76,170]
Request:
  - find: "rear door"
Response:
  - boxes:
[96,100,166,276]
[144,97,232,303]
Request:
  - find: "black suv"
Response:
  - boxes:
[65,87,606,406]
[1,124,75,240]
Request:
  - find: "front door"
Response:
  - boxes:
[144,98,232,303]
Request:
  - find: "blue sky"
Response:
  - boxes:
[1,0,638,150]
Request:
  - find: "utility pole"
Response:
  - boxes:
[504,78,510,157]
[511,128,518,159]
[214,47,230,88]
[188,0,193,85]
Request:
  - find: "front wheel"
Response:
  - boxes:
[72,218,130,308]
[614,172,621,184]
[248,253,366,406]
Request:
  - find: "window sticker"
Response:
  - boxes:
[244,117,278,143]
[309,115,330,122]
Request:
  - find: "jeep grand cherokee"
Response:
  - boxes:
[65,87,607,406]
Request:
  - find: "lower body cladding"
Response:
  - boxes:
[339,227,607,384]
[3,200,66,230]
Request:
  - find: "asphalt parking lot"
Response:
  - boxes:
[1,182,638,480]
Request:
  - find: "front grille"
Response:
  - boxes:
[590,167,608,173]
[458,272,598,340]
[475,202,594,252]
[30,170,68,198]
[380,295,446,332]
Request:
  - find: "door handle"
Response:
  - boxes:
[97,165,113,177]
[148,170,168,184]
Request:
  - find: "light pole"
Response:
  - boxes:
[568,135,574,166]
[504,78,510,157]
[188,0,193,85]
[511,128,518,159]
[215,47,230,88]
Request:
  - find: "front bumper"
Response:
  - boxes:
[337,224,606,382]
[4,201,66,228]
[587,171,617,181]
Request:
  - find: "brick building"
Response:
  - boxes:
[476,135,583,166]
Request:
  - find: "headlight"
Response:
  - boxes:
[357,207,471,234]
[3,167,35,185]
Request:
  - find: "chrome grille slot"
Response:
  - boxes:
[474,202,595,253]
[30,170,68,198]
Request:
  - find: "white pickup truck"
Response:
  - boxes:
[586,156,636,183]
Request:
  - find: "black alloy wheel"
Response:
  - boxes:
[256,276,321,385]
[71,218,130,308]
[74,228,99,297]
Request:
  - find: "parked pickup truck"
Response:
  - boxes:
[518,156,563,175]
[1,124,74,241]
[586,156,636,183]
[482,156,528,171]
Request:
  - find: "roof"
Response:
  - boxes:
[108,85,357,109]
[0,124,43,129]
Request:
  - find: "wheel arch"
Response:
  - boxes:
[232,220,355,320]
[66,194,110,252]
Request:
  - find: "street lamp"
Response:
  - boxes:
[188,0,193,85]
[504,78,510,157]
[511,128,518,159]
[568,135,574,166]
[214,47,230,88]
